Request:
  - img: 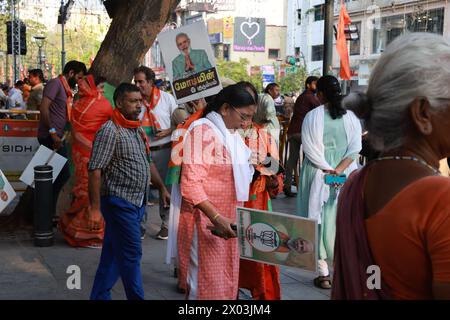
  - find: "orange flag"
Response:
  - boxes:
[336,0,352,80]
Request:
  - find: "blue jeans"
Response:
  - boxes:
[90,196,145,300]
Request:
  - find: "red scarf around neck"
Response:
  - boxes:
[112,108,150,156]
[59,75,73,122]
[142,85,162,136]
[146,85,161,110]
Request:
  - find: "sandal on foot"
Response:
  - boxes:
[314,275,332,289]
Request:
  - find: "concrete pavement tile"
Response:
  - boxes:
[281,283,330,300]
[0,249,49,274]
[279,272,302,284]
[0,272,58,300]
[0,188,327,300]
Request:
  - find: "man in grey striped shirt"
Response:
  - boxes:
[88,83,170,300]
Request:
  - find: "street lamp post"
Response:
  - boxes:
[58,0,74,73]
[60,0,66,72]
[34,35,46,70]
[323,0,334,75]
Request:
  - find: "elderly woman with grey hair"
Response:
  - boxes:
[332,32,450,299]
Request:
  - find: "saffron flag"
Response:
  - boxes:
[336,1,352,80]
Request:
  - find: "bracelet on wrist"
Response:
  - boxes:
[212,213,220,221]
[49,128,57,135]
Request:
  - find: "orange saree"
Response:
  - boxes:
[238,124,282,300]
[59,75,113,247]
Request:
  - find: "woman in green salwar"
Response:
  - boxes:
[296,76,362,289]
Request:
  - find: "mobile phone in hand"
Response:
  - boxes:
[324,174,347,185]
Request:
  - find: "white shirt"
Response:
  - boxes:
[140,90,178,147]
[7,87,26,110]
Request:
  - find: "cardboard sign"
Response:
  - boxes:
[158,21,222,104]
[0,169,16,214]
[19,145,67,188]
[236,207,318,272]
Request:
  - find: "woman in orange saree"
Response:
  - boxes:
[238,120,284,300]
[59,75,113,248]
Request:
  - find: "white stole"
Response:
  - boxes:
[301,105,362,224]
[165,111,254,264]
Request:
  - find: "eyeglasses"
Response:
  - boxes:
[230,104,253,122]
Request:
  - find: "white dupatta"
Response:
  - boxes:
[166,111,254,264]
[301,105,361,224]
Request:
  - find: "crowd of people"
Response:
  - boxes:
[0,69,45,119]
[4,32,449,300]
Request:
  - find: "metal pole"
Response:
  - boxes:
[342,79,348,95]
[323,0,334,76]
[61,0,66,72]
[5,51,9,84]
[16,0,21,81]
[38,45,42,70]
[10,0,17,83]
[33,165,55,247]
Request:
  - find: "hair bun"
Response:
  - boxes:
[342,92,372,120]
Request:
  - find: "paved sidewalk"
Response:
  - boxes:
[0,194,330,300]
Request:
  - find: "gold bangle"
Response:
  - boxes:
[212,213,220,221]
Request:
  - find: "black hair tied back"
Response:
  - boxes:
[317,75,347,119]
[203,84,257,116]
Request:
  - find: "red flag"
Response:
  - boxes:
[336,0,352,80]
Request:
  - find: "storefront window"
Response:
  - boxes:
[350,22,361,56]
[314,5,325,21]
[312,45,324,61]
[372,7,444,54]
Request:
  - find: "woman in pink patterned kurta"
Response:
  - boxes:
[177,85,257,300]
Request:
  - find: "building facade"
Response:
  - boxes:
[19,0,110,35]
[287,0,450,85]
[147,0,288,71]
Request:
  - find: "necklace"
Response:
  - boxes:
[374,155,440,175]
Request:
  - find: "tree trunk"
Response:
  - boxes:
[0,0,180,231]
[89,0,180,86]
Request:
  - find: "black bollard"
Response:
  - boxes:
[33,165,54,247]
